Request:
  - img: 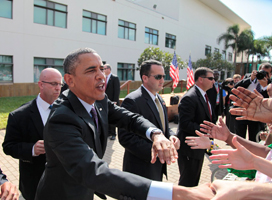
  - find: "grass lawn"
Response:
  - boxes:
[0,86,184,130]
[0,96,36,129]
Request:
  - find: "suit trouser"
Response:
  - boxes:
[178,155,204,187]
[108,124,116,136]
[235,120,261,142]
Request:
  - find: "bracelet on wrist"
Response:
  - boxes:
[207,140,219,154]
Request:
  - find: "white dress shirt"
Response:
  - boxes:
[32,94,51,156]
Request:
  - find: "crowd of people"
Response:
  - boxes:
[1,46,272,200]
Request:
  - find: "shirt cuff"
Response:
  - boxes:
[147,181,173,200]
[146,128,161,141]
[32,145,38,157]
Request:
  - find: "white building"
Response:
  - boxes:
[0,0,250,93]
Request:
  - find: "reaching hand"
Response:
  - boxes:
[199,117,230,142]
[185,130,211,149]
[0,182,19,200]
[209,136,255,170]
[229,87,272,123]
[210,180,245,200]
[172,183,214,200]
[151,132,178,165]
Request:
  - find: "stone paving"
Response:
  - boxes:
[0,122,231,200]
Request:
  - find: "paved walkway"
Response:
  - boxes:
[0,123,230,200]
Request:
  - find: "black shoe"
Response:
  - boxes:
[110,136,116,140]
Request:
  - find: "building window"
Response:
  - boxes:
[118,19,136,41]
[117,63,135,81]
[220,71,225,80]
[165,33,176,49]
[82,10,107,35]
[34,57,64,82]
[222,50,226,60]
[0,0,12,19]
[214,48,219,53]
[34,0,67,28]
[228,52,233,61]
[205,45,211,56]
[145,27,158,45]
[0,55,13,83]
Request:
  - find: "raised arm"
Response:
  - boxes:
[229,87,272,123]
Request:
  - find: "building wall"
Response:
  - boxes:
[0,0,250,96]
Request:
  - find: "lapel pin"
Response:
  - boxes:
[99,108,102,111]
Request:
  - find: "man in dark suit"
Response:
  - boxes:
[2,68,62,200]
[118,60,180,181]
[35,48,214,200]
[0,167,19,200]
[206,70,225,122]
[234,63,272,141]
[177,67,216,187]
[104,63,120,140]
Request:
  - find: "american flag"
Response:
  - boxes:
[169,52,179,89]
[186,55,194,90]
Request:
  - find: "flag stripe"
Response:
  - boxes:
[170,52,179,89]
[186,55,195,90]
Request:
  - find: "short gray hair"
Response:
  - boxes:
[63,48,96,74]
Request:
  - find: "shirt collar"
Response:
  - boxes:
[77,97,94,114]
[141,84,157,101]
[195,85,207,97]
[36,94,51,111]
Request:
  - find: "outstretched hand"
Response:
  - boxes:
[229,87,272,123]
[199,117,230,142]
[0,182,19,200]
[209,136,255,170]
[185,130,211,149]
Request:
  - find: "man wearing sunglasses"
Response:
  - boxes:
[177,67,216,187]
[3,68,62,200]
[118,59,180,181]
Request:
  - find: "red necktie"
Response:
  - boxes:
[204,94,212,121]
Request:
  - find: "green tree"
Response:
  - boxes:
[218,24,253,68]
[192,52,234,72]
[137,47,185,71]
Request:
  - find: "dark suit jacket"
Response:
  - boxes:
[118,86,174,181]
[2,99,46,200]
[235,77,271,98]
[35,89,155,200]
[105,74,120,105]
[177,86,216,159]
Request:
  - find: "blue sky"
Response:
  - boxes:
[220,0,272,39]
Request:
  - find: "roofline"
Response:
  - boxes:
[198,0,251,31]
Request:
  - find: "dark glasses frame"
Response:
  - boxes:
[148,74,166,80]
[202,77,215,81]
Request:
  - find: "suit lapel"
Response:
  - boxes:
[66,90,103,158]
[30,99,44,139]
[142,87,163,131]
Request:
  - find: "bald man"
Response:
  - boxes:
[2,68,62,200]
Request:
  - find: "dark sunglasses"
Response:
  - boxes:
[149,74,166,80]
[202,77,215,81]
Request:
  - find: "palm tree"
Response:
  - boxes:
[237,29,254,70]
[218,24,240,67]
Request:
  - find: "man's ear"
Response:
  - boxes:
[64,74,74,88]
[142,75,148,83]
